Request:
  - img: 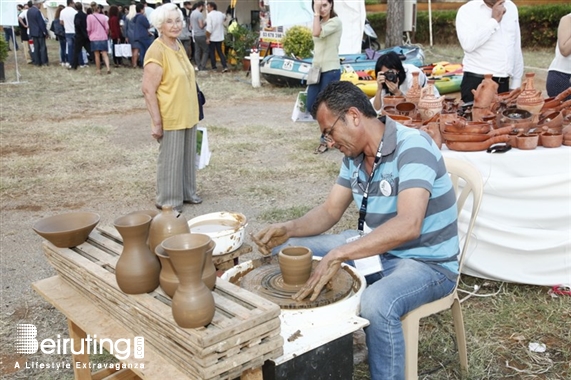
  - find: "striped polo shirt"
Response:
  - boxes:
[337,117,460,278]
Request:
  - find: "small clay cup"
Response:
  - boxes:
[540,132,563,148]
[278,246,312,286]
[395,102,417,117]
[382,105,398,116]
[516,133,539,150]
[507,131,520,148]
[388,114,412,124]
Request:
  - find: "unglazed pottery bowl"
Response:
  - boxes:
[33,212,100,248]
[187,212,248,256]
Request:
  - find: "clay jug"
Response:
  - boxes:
[405,71,422,105]
[202,240,217,291]
[114,213,160,294]
[155,245,179,298]
[278,246,313,286]
[418,81,445,122]
[161,233,215,328]
[148,205,189,256]
[472,74,498,109]
[517,73,544,117]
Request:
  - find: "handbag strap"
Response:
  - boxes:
[94,14,107,32]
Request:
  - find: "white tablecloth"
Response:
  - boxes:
[442,146,571,286]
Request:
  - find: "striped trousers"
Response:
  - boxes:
[156,126,198,211]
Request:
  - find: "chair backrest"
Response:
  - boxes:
[443,157,484,281]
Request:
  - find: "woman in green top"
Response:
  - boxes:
[309,0,342,153]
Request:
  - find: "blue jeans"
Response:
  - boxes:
[272,232,457,380]
[65,33,83,65]
[58,36,67,63]
[306,69,341,115]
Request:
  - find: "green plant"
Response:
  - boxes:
[225,23,259,69]
[281,26,313,59]
[0,34,9,63]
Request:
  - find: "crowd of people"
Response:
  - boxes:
[5,0,232,73]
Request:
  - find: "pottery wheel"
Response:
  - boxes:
[240,261,355,309]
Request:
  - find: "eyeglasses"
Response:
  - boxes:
[323,114,342,143]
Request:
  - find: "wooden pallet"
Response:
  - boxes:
[41,232,283,380]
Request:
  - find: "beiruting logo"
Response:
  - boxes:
[14,324,145,371]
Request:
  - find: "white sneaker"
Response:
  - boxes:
[60,62,65,67]
[65,63,71,68]
[80,65,88,68]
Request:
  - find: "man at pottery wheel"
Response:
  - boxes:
[252,81,460,380]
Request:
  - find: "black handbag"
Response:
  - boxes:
[197,83,206,121]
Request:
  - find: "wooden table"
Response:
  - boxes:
[34,229,282,380]
[33,276,265,380]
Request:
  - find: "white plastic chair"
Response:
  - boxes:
[401,157,484,380]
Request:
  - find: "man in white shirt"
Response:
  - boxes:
[60,0,78,68]
[456,0,524,103]
[206,1,228,72]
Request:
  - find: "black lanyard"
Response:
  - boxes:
[358,141,383,234]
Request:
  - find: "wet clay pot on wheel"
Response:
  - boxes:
[278,246,313,286]
[161,233,215,328]
[148,205,189,256]
[114,213,161,294]
[155,245,179,298]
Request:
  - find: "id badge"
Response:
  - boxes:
[346,231,383,276]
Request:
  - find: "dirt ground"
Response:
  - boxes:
[0,66,339,378]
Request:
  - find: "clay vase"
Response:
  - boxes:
[383,95,405,107]
[161,233,215,328]
[418,81,445,122]
[516,133,539,150]
[155,245,179,298]
[472,74,499,109]
[148,205,189,256]
[517,73,545,118]
[202,240,217,291]
[405,71,422,105]
[114,214,161,294]
[126,209,160,245]
[540,132,563,148]
[278,246,313,286]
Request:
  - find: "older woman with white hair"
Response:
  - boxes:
[142,3,203,213]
